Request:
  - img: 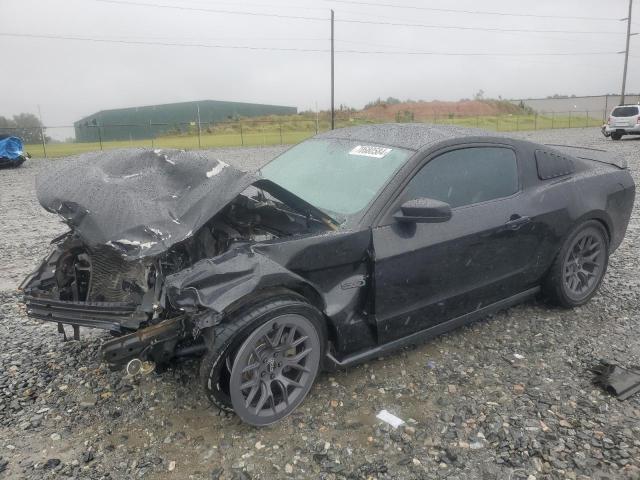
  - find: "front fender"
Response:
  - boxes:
[165,245,323,314]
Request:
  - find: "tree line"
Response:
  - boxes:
[0,113,48,143]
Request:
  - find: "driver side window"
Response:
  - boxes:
[403,147,518,208]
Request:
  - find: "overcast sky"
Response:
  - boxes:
[0,0,637,138]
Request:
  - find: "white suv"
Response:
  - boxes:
[604,105,640,140]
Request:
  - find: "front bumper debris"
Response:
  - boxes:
[24,295,148,333]
[101,316,187,368]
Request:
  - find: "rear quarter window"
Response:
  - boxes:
[611,106,639,117]
[535,150,575,180]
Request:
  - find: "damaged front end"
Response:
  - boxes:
[21,149,336,369]
[21,230,193,367]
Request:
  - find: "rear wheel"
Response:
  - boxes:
[543,221,609,307]
[611,132,623,141]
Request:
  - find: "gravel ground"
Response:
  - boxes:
[0,129,639,480]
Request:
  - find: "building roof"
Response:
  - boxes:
[75,99,297,124]
[316,123,494,151]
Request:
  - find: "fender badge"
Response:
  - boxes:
[340,276,366,290]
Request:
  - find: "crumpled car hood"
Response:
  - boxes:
[36,148,256,259]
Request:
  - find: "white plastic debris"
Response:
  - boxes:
[513,353,525,360]
[376,410,405,429]
[206,160,228,178]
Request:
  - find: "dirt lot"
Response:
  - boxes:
[0,128,639,480]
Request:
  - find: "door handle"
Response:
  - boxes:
[504,215,531,230]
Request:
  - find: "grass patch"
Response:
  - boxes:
[25,114,603,158]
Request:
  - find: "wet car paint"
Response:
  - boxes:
[21,125,635,370]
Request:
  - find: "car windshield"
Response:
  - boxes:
[611,106,639,117]
[260,138,412,221]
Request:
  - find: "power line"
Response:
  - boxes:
[0,32,622,56]
[92,0,624,36]
[324,0,623,22]
[98,33,330,42]
[336,18,623,35]
[0,32,328,52]
[177,0,330,12]
[339,49,620,57]
[94,0,326,21]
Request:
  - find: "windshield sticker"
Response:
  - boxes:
[349,145,392,158]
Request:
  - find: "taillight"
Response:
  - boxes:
[608,116,612,124]
[636,116,640,124]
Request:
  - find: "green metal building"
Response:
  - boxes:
[74,100,297,142]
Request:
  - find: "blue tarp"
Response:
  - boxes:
[0,136,24,160]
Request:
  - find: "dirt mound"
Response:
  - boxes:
[360,100,522,121]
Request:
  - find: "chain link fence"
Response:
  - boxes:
[0,110,606,158]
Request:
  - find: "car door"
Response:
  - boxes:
[372,144,540,343]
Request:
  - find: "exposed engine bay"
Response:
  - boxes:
[22,183,333,367]
[24,185,331,315]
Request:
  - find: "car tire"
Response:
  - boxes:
[543,220,609,308]
[199,293,325,419]
[611,132,623,141]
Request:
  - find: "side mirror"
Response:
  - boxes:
[394,198,452,223]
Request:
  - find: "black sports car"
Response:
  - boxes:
[21,124,635,425]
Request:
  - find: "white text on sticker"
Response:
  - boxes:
[349,145,392,158]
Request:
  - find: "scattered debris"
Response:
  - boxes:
[44,458,61,469]
[592,361,640,400]
[376,410,405,429]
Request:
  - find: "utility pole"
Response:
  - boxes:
[37,104,47,158]
[331,9,335,130]
[621,0,634,105]
[196,104,202,149]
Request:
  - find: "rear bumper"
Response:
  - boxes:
[604,124,640,134]
[24,295,148,332]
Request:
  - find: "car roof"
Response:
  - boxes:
[314,123,495,151]
[611,105,640,112]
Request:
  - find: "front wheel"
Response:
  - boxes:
[199,294,325,425]
[543,221,609,307]
[229,312,323,425]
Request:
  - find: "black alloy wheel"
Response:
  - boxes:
[562,228,605,302]
[229,314,321,426]
[544,220,609,307]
